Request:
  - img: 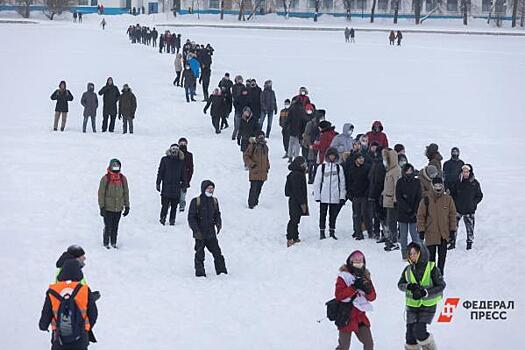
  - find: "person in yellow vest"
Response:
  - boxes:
[39,259,98,350]
[398,242,445,350]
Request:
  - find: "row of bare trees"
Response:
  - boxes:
[5,0,72,19]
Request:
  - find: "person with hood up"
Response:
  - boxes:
[285,97,307,163]
[425,143,443,174]
[334,250,376,350]
[156,144,186,226]
[182,64,197,102]
[396,163,422,260]
[313,147,346,240]
[443,147,464,191]
[418,164,439,198]
[382,148,402,252]
[368,145,386,242]
[345,153,372,240]
[285,156,308,247]
[303,108,325,183]
[294,86,311,106]
[398,242,445,350]
[118,84,137,134]
[366,121,388,149]
[279,99,291,158]
[449,164,483,250]
[55,245,87,284]
[417,177,457,276]
[260,79,278,138]
[243,131,270,209]
[238,106,258,155]
[39,259,99,350]
[98,77,120,132]
[173,53,183,86]
[203,88,227,134]
[80,83,98,133]
[312,120,338,165]
[331,123,355,161]
[50,80,74,132]
[98,159,130,249]
[187,180,227,277]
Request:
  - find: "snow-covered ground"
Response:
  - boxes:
[0,14,524,349]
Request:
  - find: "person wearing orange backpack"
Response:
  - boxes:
[39,259,98,350]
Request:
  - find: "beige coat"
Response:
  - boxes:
[382,148,401,208]
[243,139,270,182]
[416,190,457,246]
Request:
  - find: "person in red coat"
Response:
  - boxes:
[293,86,311,106]
[366,121,389,149]
[312,120,337,164]
[334,250,376,350]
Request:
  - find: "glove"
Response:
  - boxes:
[412,287,428,300]
[360,280,372,295]
[156,183,161,192]
[300,204,309,215]
[237,138,241,146]
[353,278,364,291]
[123,207,130,217]
[99,208,105,217]
[92,291,101,301]
[419,231,425,240]
[406,283,419,292]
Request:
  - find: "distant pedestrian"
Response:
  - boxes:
[50,80,73,132]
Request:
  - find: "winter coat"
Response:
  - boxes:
[234,89,251,113]
[285,159,308,215]
[279,108,289,129]
[182,68,196,89]
[368,156,386,200]
[239,113,258,152]
[443,158,464,189]
[181,149,194,188]
[118,90,137,119]
[204,94,226,117]
[174,54,183,72]
[80,90,98,117]
[313,159,346,204]
[313,129,338,164]
[218,78,234,96]
[419,166,434,197]
[366,121,389,149]
[396,174,422,223]
[243,139,270,182]
[98,172,130,212]
[345,162,370,200]
[50,89,74,113]
[249,86,262,117]
[330,123,354,157]
[417,190,457,246]
[188,57,200,79]
[260,87,277,114]
[382,148,401,208]
[285,101,306,138]
[302,115,321,147]
[450,167,483,215]
[156,148,186,199]
[187,180,222,240]
[98,84,120,114]
[398,244,446,325]
[428,153,443,174]
[200,66,211,86]
[232,82,244,103]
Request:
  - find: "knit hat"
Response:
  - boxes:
[319,120,332,131]
[178,137,188,144]
[109,158,121,169]
[394,144,405,153]
[451,147,460,156]
[461,164,472,172]
[284,98,290,104]
[425,165,438,179]
[402,163,414,173]
[346,250,366,267]
[67,244,85,258]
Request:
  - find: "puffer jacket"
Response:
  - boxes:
[80,85,98,117]
[260,86,277,114]
[118,89,137,119]
[98,172,130,212]
[330,123,354,157]
[417,190,457,246]
[450,165,483,215]
[312,128,338,164]
[156,148,186,198]
[243,139,270,182]
[313,152,346,204]
[366,121,389,149]
[382,148,401,208]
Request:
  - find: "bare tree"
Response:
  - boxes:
[512,0,519,26]
[342,0,352,20]
[393,0,399,24]
[313,0,320,22]
[460,0,468,25]
[44,0,73,20]
[16,0,33,18]
[371,0,377,22]
[282,0,294,17]
[220,0,225,19]
[414,0,422,24]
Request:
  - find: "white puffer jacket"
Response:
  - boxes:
[313,161,346,204]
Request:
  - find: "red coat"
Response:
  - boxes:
[294,94,311,106]
[366,130,389,149]
[312,129,337,163]
[335,275,376,333]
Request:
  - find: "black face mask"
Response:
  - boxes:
[179,144,187,152]
[451,153,459,160]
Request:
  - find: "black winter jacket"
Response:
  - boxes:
[285,160,308,208]
[368,158,386,200]
[234,89,251,113]
[285,101,307,138]
[203,94,226,117]
[396,174,422,223]
[98,84,120,114]
[443,158,464,189]
[345,163,371,200]
[156,149,187,198]
[188,180,222,240]
[450,170,483,215]
[51,89,74,112]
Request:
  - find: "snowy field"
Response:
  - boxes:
[0,14,524,349]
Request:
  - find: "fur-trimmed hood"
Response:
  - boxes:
[166,148,185,160]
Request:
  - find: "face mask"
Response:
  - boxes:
[347,129,353,136]
[433,184,444,193]
[352,262,364,269]
[399,160,407,168]
[300,91,306,95]
[205,191,213,197]
[306,110,313,115]
[451,152,459,159]
[284,104,290,109]
[111,167,121,173]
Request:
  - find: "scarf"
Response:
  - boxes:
[107,170,122,185]
[338,271,374,312]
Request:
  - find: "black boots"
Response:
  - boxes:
[466,242,473,250]
[329,229,338,240]
[320,229,326,240]
[320,229,337,240]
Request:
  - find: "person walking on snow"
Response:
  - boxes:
[312,120,338,165]
[425,143,443,174]
[449,164,483,250]
[80,82,98,133]
[334,250,376,350]
[50,80,73,132]
[344,27,350,42]
[398,242,445,350]
[98,159,130,249]
[178,137,194,212]
[181,64,196,102]
[396,163,422,260]
[331,123,354,162]
[243,131,270,209]
[260,79,278,138]
[156,144,186,226]
[279,99,291,158]
[443,147,464,191]
[238,106,258,154]
[118,84,137,134]
[313,147,346,240]
[98,77,120,132]
[285,98,307,163]
[389,31,396,45]
[173,53,183,86]
[285,156,308,247]
[188,180,227,277]
[100,18,106,30]
[203,88,227,134]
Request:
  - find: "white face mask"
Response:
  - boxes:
[352,262,364,269]
[205,191,213,197]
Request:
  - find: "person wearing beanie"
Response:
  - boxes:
[396,164,422,260]
[345,153,372,240]
[50,80,74,132]
[285,156,308,247]
[98,77,120,132]
[398,242,445,350]
[81,82,98,133]
[394,143,405,154]
[243,130,270,209]
[443,147,464,191]
[382,148,402,252]
[156,144,186,225]
[334,250,376,350]
[312,120,338,165]
[98,158,130,248]
[279,99,291,158]
[425,143,443,174]
[55,245,87,284]
[178,138,194,212]
[449,164,483,250]
[417,177,457,276]
[284,98,307,163]
[366,121,388,149]
[331,123,354,161]
[203,87,227,134]
[313,147,346,240]
[118,83,137,134]
[419,164,439,197]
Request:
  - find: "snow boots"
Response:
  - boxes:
[320,229,326,240]
[287,239,295,247]
[466,242,473,250]
[160,217,166,225]
[329,229,338,240]
[418,334,437,350]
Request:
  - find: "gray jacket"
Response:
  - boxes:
[80,85,98,117]
[174,54,183,72]
[260,87,277,114]
[330,123,354,156]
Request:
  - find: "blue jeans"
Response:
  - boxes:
[259,111,273,137]
[399,222,420,259]
[185,87,195,102]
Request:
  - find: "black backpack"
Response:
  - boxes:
[47,284,85,345]
[325,294,357,328]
